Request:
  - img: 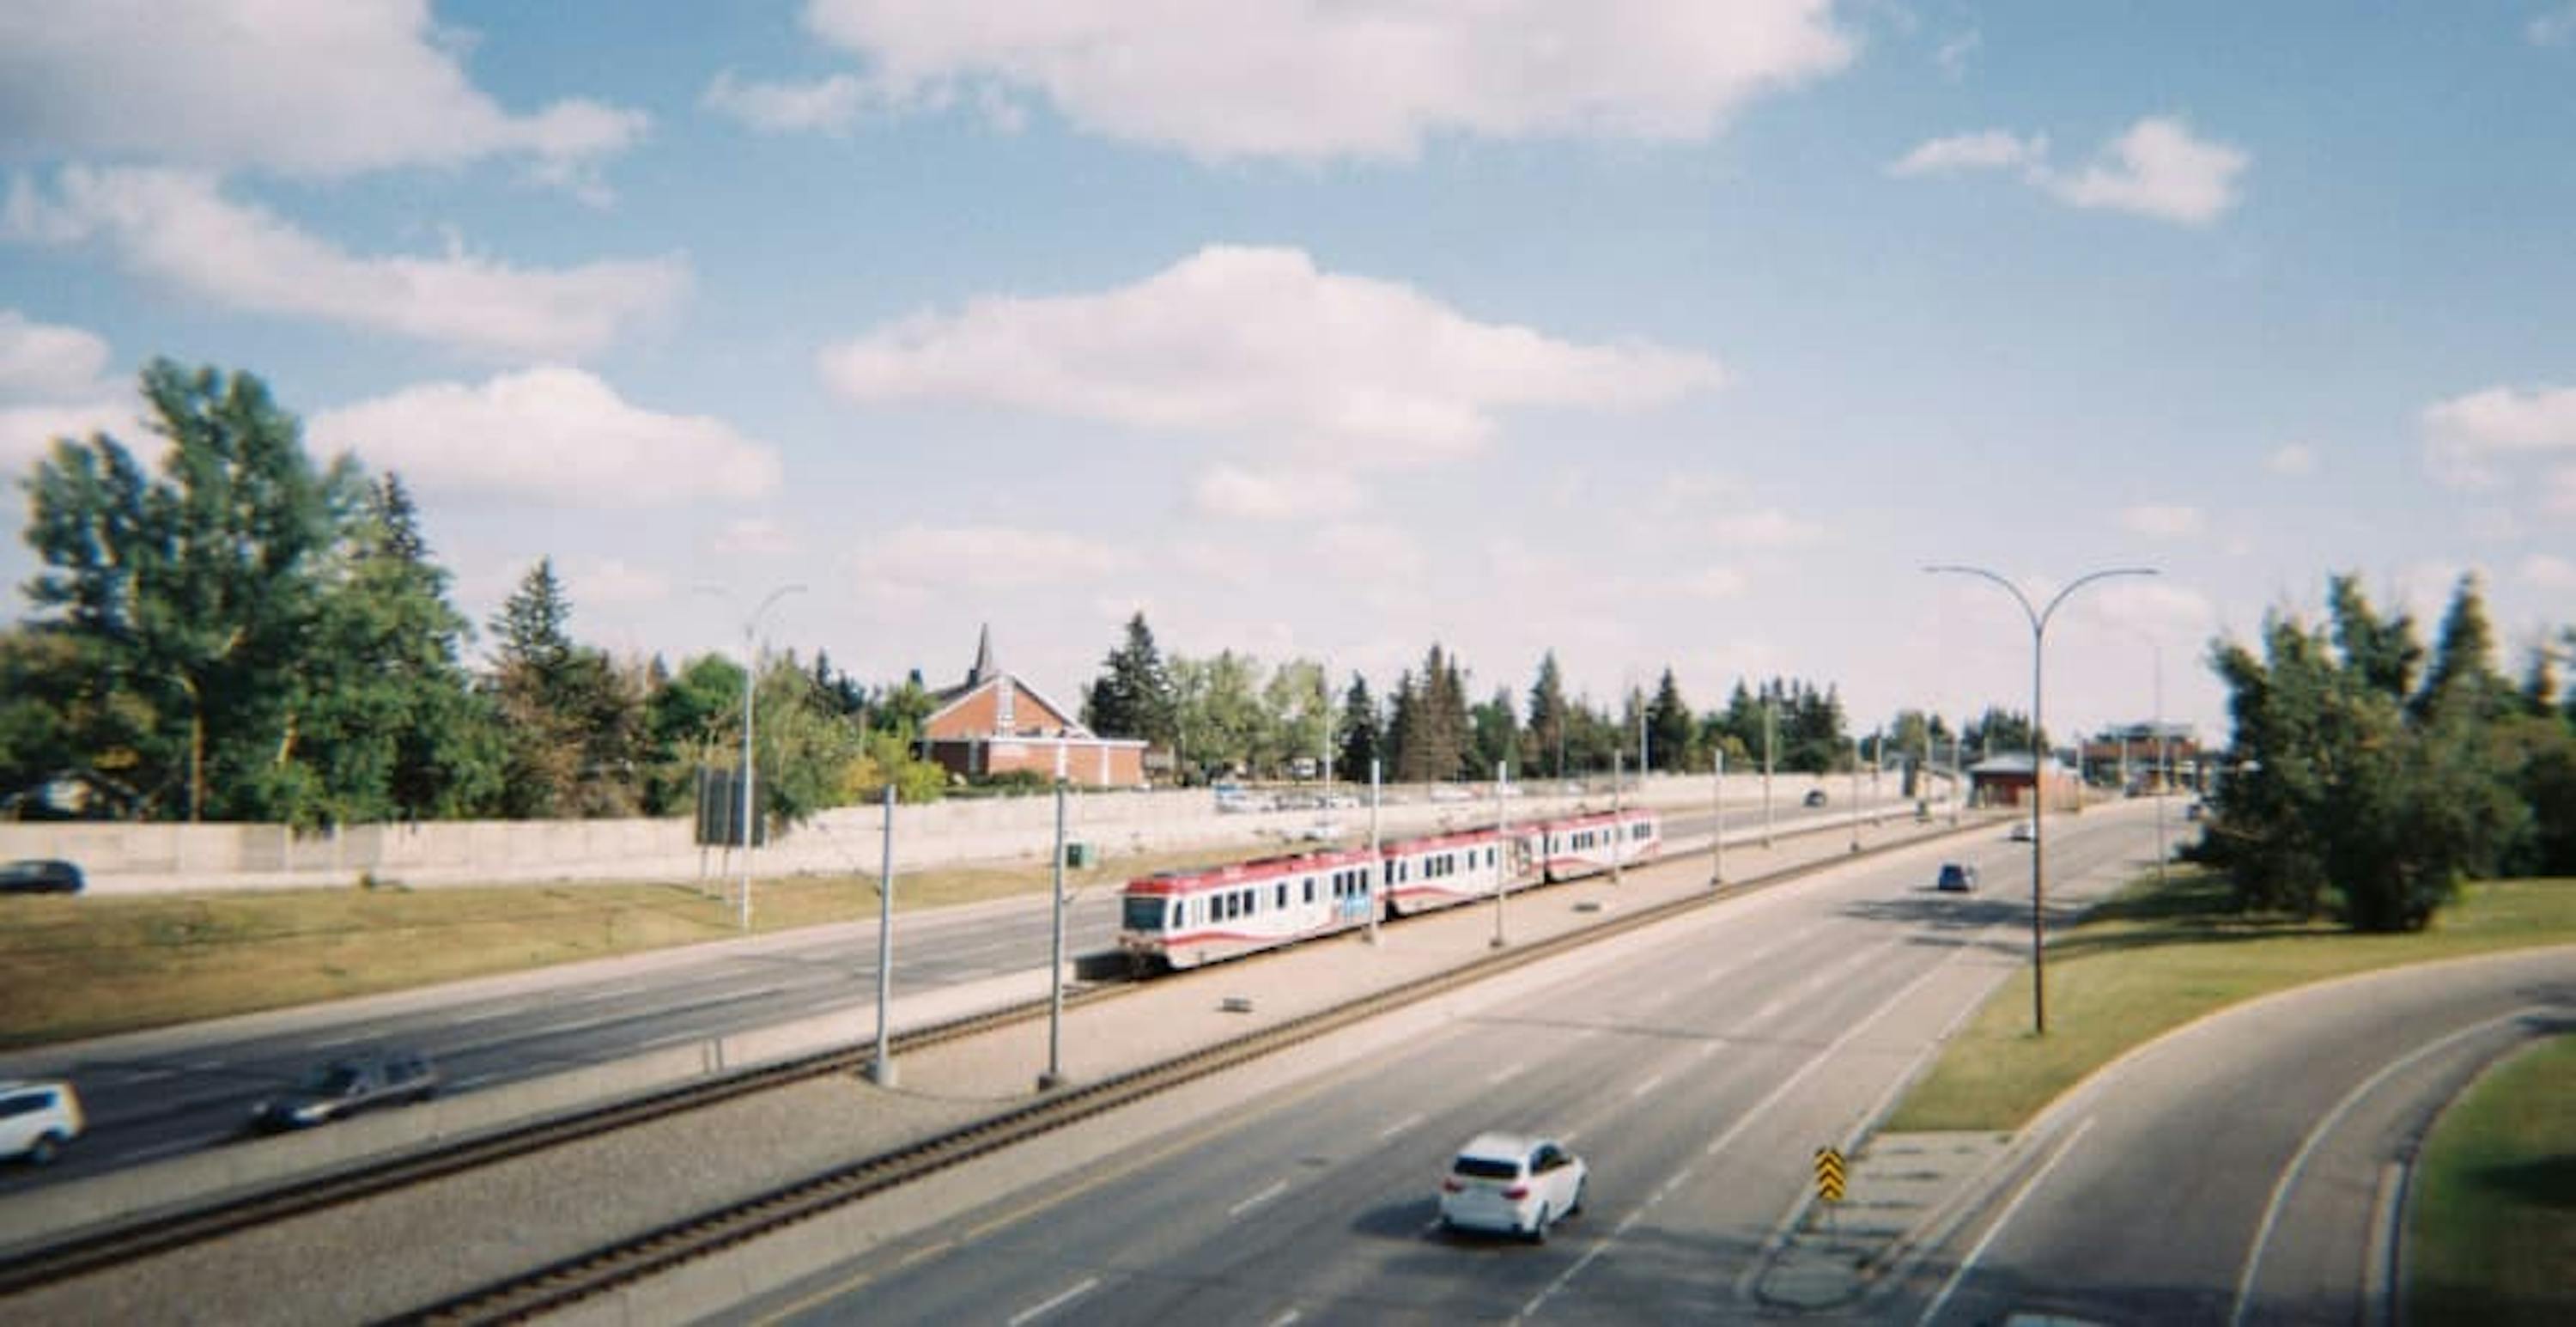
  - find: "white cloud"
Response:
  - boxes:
[2522,553,2576,590]
[5,167,688,360]
[2550,466,2576,515]
[560,557,672,608]
[2422,383,2576,486]
[2120,503,2204,538]
[1886,129,2044,177]
[1935,30,1981,81]
[0,399,136,471]
[2265,441,2318,476]
[714,518,796,557]
[1673,566,1748,599]
[2075,579,2217,639]
[2041,117,2249,225]
[0,1,645,181]
[1710,508,1823,547]
[702,70,869,135]
[2531,5,2576,46]
[0,309,112,399]
[1313,523,1426,582]
[849,524,1127,597]
[799,0,1854,161]
[1194,464,1366,520]
[309,368,781,508]
[819,245,1724,466]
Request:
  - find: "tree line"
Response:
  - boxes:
[0,361,945,828]
[2193,574,2576,931]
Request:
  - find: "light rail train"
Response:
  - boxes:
[1116,808,1661,971]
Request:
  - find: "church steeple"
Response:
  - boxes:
[967,624,994,686]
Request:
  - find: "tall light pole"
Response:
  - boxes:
[868,782,896,1086]
[1926,563,2157,1035]
[1848,735,1862,852]
[1710,747,1726,886]
[735,583,806,932]
[1491,760,1510,948]
[1761,699,1776,849]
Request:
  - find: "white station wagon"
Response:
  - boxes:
[0,1080,84,1166]
[1438,1132,1586,1242]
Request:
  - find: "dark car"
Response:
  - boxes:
[250,1050,440,1132]
[1802,789,1828,808]
[1935,861,1979,892]
[0,860,82,894]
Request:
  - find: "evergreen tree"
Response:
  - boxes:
[2328,574,2421,702]
[1385,670,1421,781]
[1471,685,1520,777]
[2414,574,2510,723]
[1337,673,1383,782]
[1646,667,1694,772]
[1525,652,1570,777]
[1084,612,1176,748]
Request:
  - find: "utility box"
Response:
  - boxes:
[1063,841,1098,868]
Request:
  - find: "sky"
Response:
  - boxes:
[3,1,2573,751]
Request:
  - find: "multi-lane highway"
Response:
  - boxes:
[0,795,1896,1190]
[738,807,2159,1324]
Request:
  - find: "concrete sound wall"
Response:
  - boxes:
[0,771,1867,897]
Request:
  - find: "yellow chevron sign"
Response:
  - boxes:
[1814,1146,1848,1202]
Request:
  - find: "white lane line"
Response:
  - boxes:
[1267,1309,1303,1327]
[1486,1062,1526,1086]
[1751,998,1787,1022]
[1917,1117,2098,1327]
[1007,1276,1099,1327]
[1377,1112,1425,1141]
[1229,1180,1290,1218]
[308,1030,372,1049]
[1523,957,1970,1324]
[2363,1163,2404,1327]
[2228,1008,2537,1327]
[1628,1073,1665,1100]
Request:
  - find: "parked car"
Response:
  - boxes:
[1802,789,1828,808]
[2008,820,2036,842]
[0,1080,83,1166]
[2184,800,2206,821]
[1438,1132,1587,1243]
[249,1050,440,1132]
[0,859,83,894]
[1212,784,1268,814]
[1935,862,1979,892]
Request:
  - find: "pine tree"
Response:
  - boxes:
[1526,652,1570,778]
[1646,667,1693,772]
[1337,673,1383,781]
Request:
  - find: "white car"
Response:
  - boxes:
[0,1080,84,1166]
[1438,1132,1586,1242]
[2008,820,2036,843]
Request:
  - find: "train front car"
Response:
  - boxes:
[1116,845,1379,971]
[1377,825,1537,918]
[1534,808,1662,882]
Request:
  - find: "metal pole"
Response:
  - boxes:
[1710,747,1725,886]
[1762,701,1776,849]
[1611,751,1624,886]
[1951,728,1963,826]
[1491,759,1509,948]
[738,619,756,931]
[1367,757,1382,947]
[869,782,896,1086]
[2154,645,2168,888]
[1041,777,1067,1090]
[1849,736,1862,852]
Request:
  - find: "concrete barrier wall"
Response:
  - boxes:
[0,770,1902,897]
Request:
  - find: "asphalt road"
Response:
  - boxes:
[0,796,1901,1191]
[1899,944,2576,1327]
[743,808,2160,1324]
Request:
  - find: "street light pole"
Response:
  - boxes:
[1710,747,1725,886]
[1492,759,1510,948]
[1848,736,1862,852]
[1761,700,1776,849]
[735,583,806,932]
[868,782,896,1087]
[1925,563,2157,1035]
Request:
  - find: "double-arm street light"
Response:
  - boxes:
[1924,563,2157,1035]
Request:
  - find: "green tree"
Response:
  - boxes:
[1261,658,1330,776]
[2414,573,2511,724]
[1336,673,1383,782]
[1084,612,1176,748]
[1645,667,1694,772]
[1524,652,1571,778]
[1470,686,1519,776]
[484,560,646,818]
[21,361,357,821]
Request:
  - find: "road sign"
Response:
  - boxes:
[1814,1146,1847,1203]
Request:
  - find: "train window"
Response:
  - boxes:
[1277,882,1288,910]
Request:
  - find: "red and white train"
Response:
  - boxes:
[1117,808,1662,971]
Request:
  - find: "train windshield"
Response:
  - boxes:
[1121,896,1171,932]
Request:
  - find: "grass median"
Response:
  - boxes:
[1887,867,2576,1132]
[0,841,1269,1049]
[2405,1034,2576,1327]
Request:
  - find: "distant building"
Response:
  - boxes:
[918,626,1147,788]
[2076,723,2205,792]
[1966,753,2081,808]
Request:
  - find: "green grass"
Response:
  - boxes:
[0,841,1259,1048]
[2405,1035,2576,1327]
[1888,869,2576,1132]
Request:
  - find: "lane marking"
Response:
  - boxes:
[1628,1073,1664,1100]
[1917,1116,2098,1327]
[2228,1008,2538,1327]
[1007,1276,1098,1327]
[1267,1309,1303,1326]
[1229,1180,1289,1218]
[1377,1112,1425,1141]
[1485,1062,1526,1086]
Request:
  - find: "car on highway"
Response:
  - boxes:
[0,1080,83,1166]
[249,1050,440,1132]
[1438,1132,1586,1243]
[1935,862,1979,892]
[0,858,83,894]
[1802,789,1828,808]
[2008,820,2035,843]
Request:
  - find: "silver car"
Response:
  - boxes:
[1438,1132,1586,1242]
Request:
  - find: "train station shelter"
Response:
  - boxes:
[1966,753,2081,808]
[918,626,1147,788]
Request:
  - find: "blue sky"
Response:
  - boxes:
[4,2,2573,746]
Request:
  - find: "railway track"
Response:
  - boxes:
[0,985,1136,1300]
[399,817,1988,1324]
